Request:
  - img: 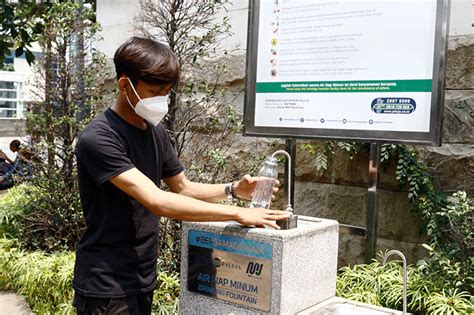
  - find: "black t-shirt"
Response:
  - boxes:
[73,108,184,298]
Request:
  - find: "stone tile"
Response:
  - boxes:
[377,190,428,243]
[442,90,474,144]
[293,182,367,227]
[0,120,26,137]
[294,144,332,184]
[446,35,474,90]
[293,182,429,267]
[337,234,429,268]
[417,144,474,196]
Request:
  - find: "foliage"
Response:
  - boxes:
[0,238,75,314]
[382,146,473,294]
[0,0,96,65]
[152,271,180,314]
[0,0,44,65]
[15,1,111,251]
[17,175,85,251]
[0,238,180,314]
[157,217,182,275]
[417,191,473,295]
[135,0,240,165]
[304,141,473,311]
[0,62,14,71]
[300,141,365,174]
[337,252,474,314]
[0,183,36,238]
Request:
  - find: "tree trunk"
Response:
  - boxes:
[44,29,55,173]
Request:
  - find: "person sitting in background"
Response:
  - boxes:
[9,139,34,163]
[0,152,13,175]
[0,147,14,165]
[4,140,36,181]
[0,151,15,190]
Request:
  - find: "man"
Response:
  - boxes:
[72,37,289,314]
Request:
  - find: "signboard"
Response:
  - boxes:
[244,0,449,145]
[187,230,273,311]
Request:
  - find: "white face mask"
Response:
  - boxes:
[123,77,169,126]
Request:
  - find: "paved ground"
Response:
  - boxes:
[0,292,32,315]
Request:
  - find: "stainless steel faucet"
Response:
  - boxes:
[271,150,297,229]
[271,149,293,213]
[382,250,408,315]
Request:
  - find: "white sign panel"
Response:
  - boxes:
[244,0,449,145]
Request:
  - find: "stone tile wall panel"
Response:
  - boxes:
[442,90,474,144]
[445,35,474,90]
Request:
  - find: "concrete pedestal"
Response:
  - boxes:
[179,216,339,314]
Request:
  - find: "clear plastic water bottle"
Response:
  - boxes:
[250,156,278,209]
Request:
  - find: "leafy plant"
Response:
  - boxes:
[0,183,37,238]
[0,238,181,314]
[16,174,85,251]
[0,0,44,65]
[337,190,473,313]
[14,1,111,251]
[425,289,473,315]
[135,0,238,160]
[0,238,75,314]
[152,271,180,314]
[417,191,473,295]
[300,141,365,174]
[0,0,96,65]
[303,140,474,312]
[337,252,474,314]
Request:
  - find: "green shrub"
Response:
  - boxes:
[417,191,473,295]
[0,178,85,251]
[0,238,75,314]
[337,190,473,314]
[153,271,180,314]
[0,238,180,314]
[14,0,109,252]
[17,174,85,251]
[337,253,474,314]
[0,184,38,238]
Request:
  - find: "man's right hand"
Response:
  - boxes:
[235,207,291,229]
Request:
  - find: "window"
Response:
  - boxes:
[0,80,24,119]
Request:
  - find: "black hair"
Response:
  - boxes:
[10,139,20,150]
[114,37,180,86]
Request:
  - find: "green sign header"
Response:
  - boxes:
[256,80,432,93]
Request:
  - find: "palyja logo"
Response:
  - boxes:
[212,257,222,268]
[246,262,264,276]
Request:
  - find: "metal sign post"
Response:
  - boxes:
[284,138,296,209]
[365,143,381,263]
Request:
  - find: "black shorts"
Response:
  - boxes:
[72,291,153,315]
